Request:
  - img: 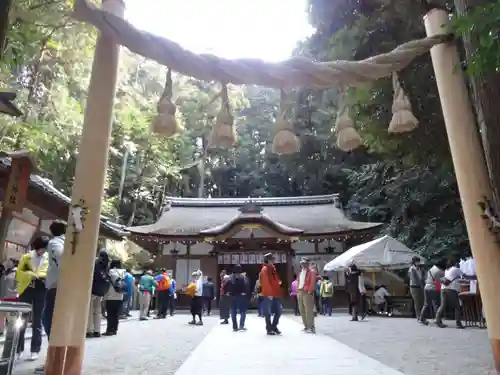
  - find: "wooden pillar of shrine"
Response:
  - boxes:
[424,8,500,373]
[44,1,124,374]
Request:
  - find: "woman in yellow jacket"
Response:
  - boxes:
[16,236,49,360]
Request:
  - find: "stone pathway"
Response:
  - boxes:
[174,316,405,375]
[9,312,494,375]
[293,314,495,375]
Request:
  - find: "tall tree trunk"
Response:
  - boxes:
[454,0,500,217]
[0,0,12,59]
[197,136,207,198]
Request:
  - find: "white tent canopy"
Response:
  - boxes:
[323,235,425,272]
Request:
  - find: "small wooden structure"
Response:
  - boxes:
[0,154,127,259]
[128,195,382,307]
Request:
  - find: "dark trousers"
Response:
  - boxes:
[292,295,299,315]
[157,290,170,318]
[420,289,440,322]
[203,296,213,315]
[315,295,321,313]
[167,293,175,315]
[230,295,247,329]
[18,285,46,353]
[348,291,361,319]
[105,300,122,333]
[42,288,57,339]
[258,296,265,316]
[121,295,131,316]
[410,286,424,320]
[436,289,462,325]
[219,295,230,320]
[262,297,282,332]
[321,297,333,316]
[190,296,203,319]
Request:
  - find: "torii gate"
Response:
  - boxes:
[43,0,500,374]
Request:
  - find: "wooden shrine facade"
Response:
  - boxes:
[128,195,383,293]
[0,156,128,259]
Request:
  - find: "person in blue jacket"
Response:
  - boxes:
[167,271,176,316]
[121,269,135,318]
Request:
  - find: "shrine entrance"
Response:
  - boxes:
[217,250,291,308]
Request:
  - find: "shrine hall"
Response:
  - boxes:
[127,194,382,307]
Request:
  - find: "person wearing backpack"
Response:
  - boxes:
[86,250,110,338]
[320,276,334,316]
[155,269,171,319]
[103,259,127,336]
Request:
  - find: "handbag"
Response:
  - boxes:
[429,270,441,291]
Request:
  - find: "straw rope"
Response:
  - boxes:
[73,0,451,90]
[272,89,300,154]
[388,73,419,133]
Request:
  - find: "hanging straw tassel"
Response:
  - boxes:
[151,68,183,137]
[209,83,236,149]
[271,89,300,154]
[388,72,418,133]
[335,105,362,152]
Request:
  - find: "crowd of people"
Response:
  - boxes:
[0,227,482,375]
[0,220,137,374]
[407,255,476,329]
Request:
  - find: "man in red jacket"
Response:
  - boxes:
[259,253,282,335]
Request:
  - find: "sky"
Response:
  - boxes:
[125,0,315,62]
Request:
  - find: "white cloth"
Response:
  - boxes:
[195,272,204,296]
[358,277,366,294]
[374,287,389,304]
[442,266,463,292]
[46,236,65,289]
[30,251,46,272]
[298,269,307,290]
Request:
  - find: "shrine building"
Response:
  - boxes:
[128,194,382,302]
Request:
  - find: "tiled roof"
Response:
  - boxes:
[0,158,128,240]
[127,195,382,237]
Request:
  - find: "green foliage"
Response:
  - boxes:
[1,0,482,262]
[453,2,500,76]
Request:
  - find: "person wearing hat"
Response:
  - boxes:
[345,260,363,321]
[259,253,282,335]
[296,257,317,333]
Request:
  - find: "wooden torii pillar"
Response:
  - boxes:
[44,0,124,374]
[424,7,500,373]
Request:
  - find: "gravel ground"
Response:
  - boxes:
[291,314,495,375]
[12,313,217,375]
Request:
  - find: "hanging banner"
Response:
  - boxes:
[4,159,31,212]
[217,254,223,264]
[240,253,248,264]
[223,254,231,264]
[231,253,240,264]
[249,253,256,264]
[281,253,287,264]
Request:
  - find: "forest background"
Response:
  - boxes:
[1,0,499,263]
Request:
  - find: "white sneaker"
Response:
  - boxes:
[28,352,39,361]
[15,353,21,361]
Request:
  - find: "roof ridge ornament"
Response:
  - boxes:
[238,200,263,214]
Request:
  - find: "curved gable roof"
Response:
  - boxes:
[127,195,382,238]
